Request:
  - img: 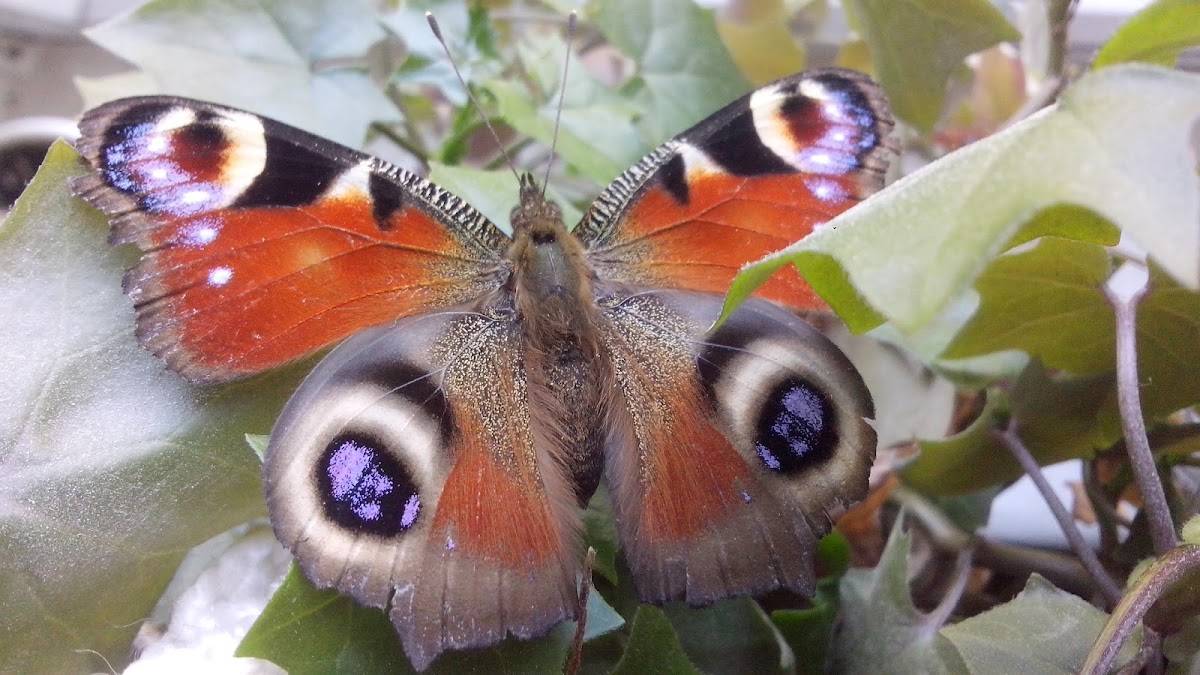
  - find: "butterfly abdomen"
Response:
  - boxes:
[506,181,612,506]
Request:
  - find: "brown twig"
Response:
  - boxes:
[564,547,597,675]
[893,485,1100,598]
[992,424,1124,608]
[1103,269,1179,555]
[1082,545,1200,674]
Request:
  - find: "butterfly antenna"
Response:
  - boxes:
[426,12,521,183]
[542,11,577,197]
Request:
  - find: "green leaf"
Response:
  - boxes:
[427,163,582,234]
[0,143,303,673]
[665,598,793,673]
[1164,616,1200,672]
[1001,362,1117,476]
[1136,268,1200,419]
[1006,204,1121,250]
[1093,0,1200,69]
[772,591,836,675]
[771,533,853,674]
[488,35,643,184]
[245,434,270,462]
[382,0,501,106]
[942,575,1140,673]
[611,606,702,675]
[844,0,1019,131]
[903,391,1011,497]
[589,0,751,145]
[942,238,1114,373]
[239,563,622,673]
[427,163,521,234]
[904,361,1117,496]
[80,0,395,148]
[832,519,966,672]
[714,0,808,85]
[236,565,412,673]
[726,65,1200,346]
[582,484,621,585]
[927,486,1003,534]
[944,238,1200,420]
[816,530,852,579]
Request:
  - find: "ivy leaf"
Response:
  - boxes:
[0,143,303,673]
[903,392,1010,498]
[80,0,396,148]
[238,563,623,673]
[772,588,837,674]
[944,237,1200,421]
[589,0,751,145]
[831,519,966,672]
[246,434,270,462]
[582,485,621,585]
[714,0,807,85]
[236,565,414,673]
[1093,0,1200,69]
[726,65,1200,345]
[427,163,583,233]
[383,0,500,106]
[904,361,1117,496]
[771,533,853,674]
[942,575,1140,672]
[488,34,643,184]
[844,0,1019,131]
[665,598,793,673]
[1136,268,1200,419]
[611,606,702,675]
[942,238,1114,373]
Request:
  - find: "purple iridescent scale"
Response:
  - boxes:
[318,435,421,535]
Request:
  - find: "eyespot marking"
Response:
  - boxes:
[754,378,838,474]
[317,433,422,536]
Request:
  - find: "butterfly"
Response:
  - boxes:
[71,67,893,670]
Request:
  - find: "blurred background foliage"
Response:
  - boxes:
[2,0,1200,672]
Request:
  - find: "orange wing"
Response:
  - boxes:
[72,97,508,382]
[578,69,895,310]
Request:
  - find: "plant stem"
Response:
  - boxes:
[892,485,1099,597]
[370,121,429,171]
[1081,545,1200,674]
[1103,270,1179,555]
[890,484,973,552]
[1046,0,1079,79]
[565,547,596,675]
[992,424,1124,607]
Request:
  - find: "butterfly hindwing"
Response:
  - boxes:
[71,97,509,383]
[596,287,875,602]
[578,69,895,311]
[263,303,582,670]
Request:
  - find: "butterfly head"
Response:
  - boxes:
[510,172,564,238]
[502,173,598,343]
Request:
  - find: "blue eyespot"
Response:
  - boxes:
[754,379,838,474]
[317,434,421,536]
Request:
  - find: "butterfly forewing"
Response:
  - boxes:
[264,305,582,670]
[578,69,894,311]
[71,96,509,382]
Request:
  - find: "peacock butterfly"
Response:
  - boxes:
[71,65,893,669]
